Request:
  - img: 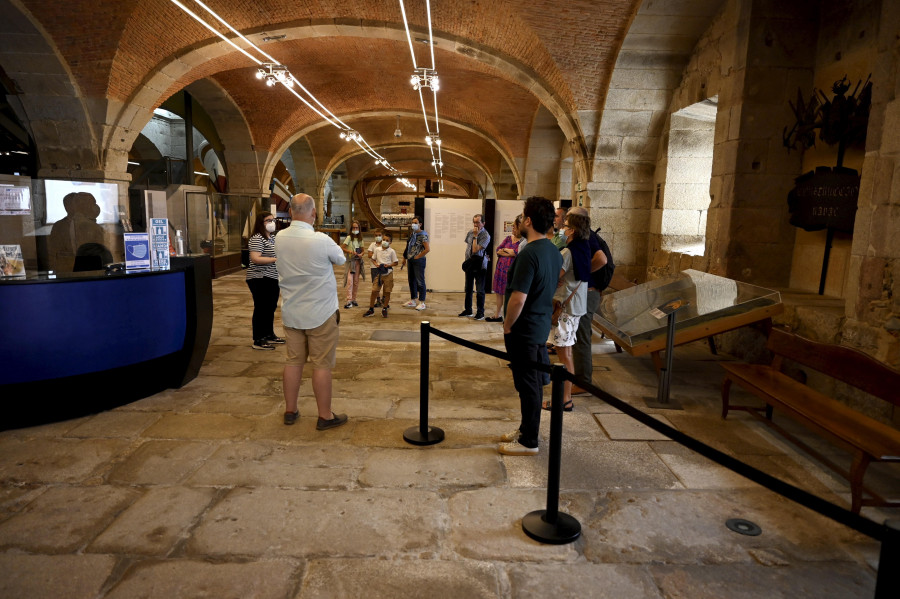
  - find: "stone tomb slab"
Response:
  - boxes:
[594,413,675,441]
[105,558,298,599]
[187,487,444,558]
[369,329,421,342]
[302,558,501,598]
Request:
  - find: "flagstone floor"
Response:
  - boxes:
[1,271,898,598]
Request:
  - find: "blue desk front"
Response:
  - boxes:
[0,256,212,430]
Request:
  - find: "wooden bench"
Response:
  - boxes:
[721,327,900,513]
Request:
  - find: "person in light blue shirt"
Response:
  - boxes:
[275,194,348,431]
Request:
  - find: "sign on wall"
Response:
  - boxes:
[787,166,859,233]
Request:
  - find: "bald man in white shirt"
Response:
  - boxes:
[275,193,348,430]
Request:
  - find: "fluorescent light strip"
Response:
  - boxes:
[188,0,351,131]
[398,0,419,70]
[426,0,436,70]
[169,0,260,65]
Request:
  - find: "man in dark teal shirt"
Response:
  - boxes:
[500,196,562,455]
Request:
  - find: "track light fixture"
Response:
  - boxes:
[410,67,439,92]
[339,129,361,142]
[256,63,292,87]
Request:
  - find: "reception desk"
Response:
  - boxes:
[0,256,213,430]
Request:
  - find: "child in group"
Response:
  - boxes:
[367,228,384,307]
[364,231,398,318]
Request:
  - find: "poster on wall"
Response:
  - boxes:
[0,244,25,276]
[149,217,170,270]
[424,198,484,292]
[124,233,151,270]
[0,185,31,215]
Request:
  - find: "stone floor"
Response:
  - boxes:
[2,271,899,598]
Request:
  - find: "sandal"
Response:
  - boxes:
[541,400,574,412]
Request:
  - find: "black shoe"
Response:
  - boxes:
[252,340,275,351]
[458,310,473,317]
[473,313,485,321]
[485,316,503,322]
[363,308,375,317]
[382,307,388,318]
[344,302,353,309]
[351,301,359,307]
[316,413,348,430]
[283,410,299,425]
[266,335,285,344]
[374,298,382,307]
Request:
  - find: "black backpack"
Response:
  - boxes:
[593,229,615,291]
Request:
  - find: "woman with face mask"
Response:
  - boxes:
[246,210,283,350]
[401,216,430,311]
[341,220,365,308]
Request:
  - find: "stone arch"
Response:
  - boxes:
[521,106,567,200]
[105,20,586,190]
[0,0,100,178]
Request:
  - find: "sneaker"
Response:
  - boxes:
[344,302,353,309]
[316,413,348,430]
[458,310,473,317]
[473,313,485,321]
[351,301,359,307]
[498,440,539,456]
[251,340,275,351]
[266,336,285,345]
[363,308,375,317]
[374,298,382,307]
[382,307,388,318]
[404,300,417,308]
[415,303,426,311]
[500,428,521,442]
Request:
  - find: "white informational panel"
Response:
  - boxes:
[423,197,483,292]
[491,199,525,283]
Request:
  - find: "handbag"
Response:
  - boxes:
[551,282,582,326]
[462,254,483,273]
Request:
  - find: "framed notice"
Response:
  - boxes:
[0,185,31,215]
[149,217,170,270]
[0,244,25,276]
[124,233,151,270]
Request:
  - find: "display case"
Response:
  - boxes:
[595,269,783,360]
[184,191,260,277]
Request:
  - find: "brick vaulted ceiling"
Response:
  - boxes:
[15,0,641,183]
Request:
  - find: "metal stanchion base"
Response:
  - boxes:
[403,425,445,446]
[522,510,581,545]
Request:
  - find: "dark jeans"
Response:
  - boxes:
[464,267,487,315]
[504,336,550,448]
[247,277,279,342]
[573,288,602,383]
[407,258,426,302]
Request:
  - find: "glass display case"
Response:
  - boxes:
[595,269,783,357]
[184,191,260,277]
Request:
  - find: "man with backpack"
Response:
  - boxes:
[566,207,614,394]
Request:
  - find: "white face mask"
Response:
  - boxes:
[375,236,382,243]
[352,229,359,235]
[411,223,419,231]
[265,221,276,233]
[381,240,390,248]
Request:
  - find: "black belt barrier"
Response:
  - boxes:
[404,322,898,596]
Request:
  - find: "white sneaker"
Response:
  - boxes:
[500,428,520,442]
[415,302,426,311]
[404,300,417,308]
[498,440,539,456]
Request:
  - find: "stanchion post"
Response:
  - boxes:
[645,308,682,409]
[875,519,900,598]
[403,321,445,446]
[521,365,581,544]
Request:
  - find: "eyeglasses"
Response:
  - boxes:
[263,218,275,223]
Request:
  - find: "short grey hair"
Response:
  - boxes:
[290,194,315,217]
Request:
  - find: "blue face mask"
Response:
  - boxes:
[411,223,419,231]
[381,240,390,248]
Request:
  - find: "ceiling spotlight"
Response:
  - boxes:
[426,133,441,146]
[257,63,290,87]
[411,67,439,92]
[340,129,360,142]
[394,115,402,138]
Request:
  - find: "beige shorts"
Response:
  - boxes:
[285,311,340,369]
